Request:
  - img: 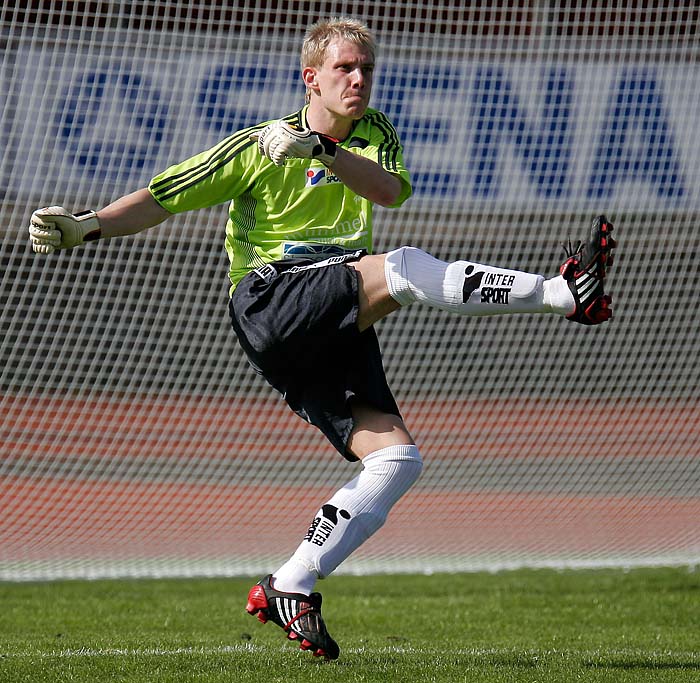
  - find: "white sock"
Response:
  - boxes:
[272,445,423,595]
[542,273,576,316]
[384,246,575,316]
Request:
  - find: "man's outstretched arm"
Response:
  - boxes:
[97,188,172,238]
[29,188,172,254]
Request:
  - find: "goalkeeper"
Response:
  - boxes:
[28,17,616,660]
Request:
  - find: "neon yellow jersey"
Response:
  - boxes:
[148,106,412,290]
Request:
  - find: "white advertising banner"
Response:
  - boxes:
[3,46,697,211]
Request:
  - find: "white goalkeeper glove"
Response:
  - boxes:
[250,120,338,167]
[29,206,102,254]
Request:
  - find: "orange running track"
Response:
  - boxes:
[1,393,699,572]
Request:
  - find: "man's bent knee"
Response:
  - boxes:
[347,400,414,460]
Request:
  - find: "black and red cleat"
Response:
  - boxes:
[561,215,617,325]
[246,575,340,660]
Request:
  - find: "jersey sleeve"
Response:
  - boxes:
[148,128,259,213]
[358,110,412,208]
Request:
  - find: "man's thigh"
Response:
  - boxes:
[348,254,401,332]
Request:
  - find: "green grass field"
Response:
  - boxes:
[1,568,698,682]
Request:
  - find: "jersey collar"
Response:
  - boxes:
[299,105,359,143]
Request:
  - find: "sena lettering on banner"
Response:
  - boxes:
[5,48,694,210]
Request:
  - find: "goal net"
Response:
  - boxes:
[1,1,699,580]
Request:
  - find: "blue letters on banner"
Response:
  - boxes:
[56,71,169,182]
[44,57,687,204]
[588,70,684,199]
[468,67,574,198]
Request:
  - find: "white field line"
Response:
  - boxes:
[2,645,699,661]
[4,645,264,658]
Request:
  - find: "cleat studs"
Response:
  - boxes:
[287,631,299,641]
[246,585,269,610]
[256,612,268,624]
[581,294,612,324]
[300,639,313,651]
[245,600,261,616]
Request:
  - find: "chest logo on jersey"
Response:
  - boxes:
[305,168,341,187]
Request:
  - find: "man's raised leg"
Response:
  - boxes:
[350,215,616,329]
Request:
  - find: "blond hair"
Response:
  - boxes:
[301,18,376,100]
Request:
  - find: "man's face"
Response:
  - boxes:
[304,38,374,121]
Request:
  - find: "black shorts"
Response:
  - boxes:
[228,254,401,461]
